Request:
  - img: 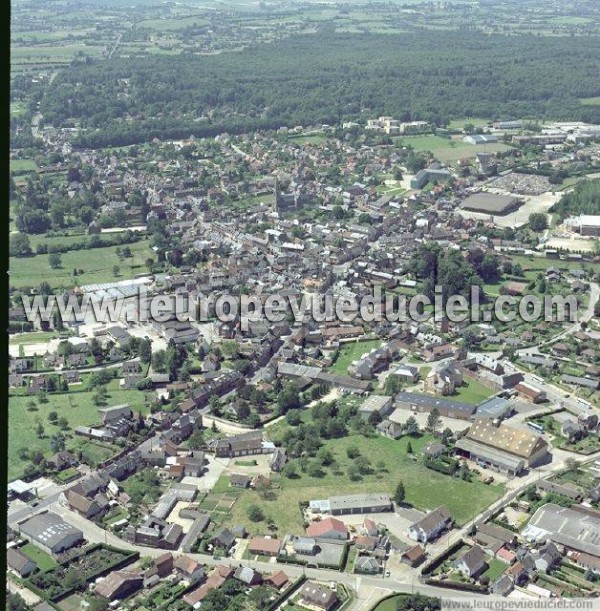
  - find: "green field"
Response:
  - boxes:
[221,433,503,535]
[10,159,38,173]
[136,16,209,30]
[483,557,508,581]
[21,543,58,571]
[288,134,328,145]
[580,96,600,106]
[450,376,495,405]
[397,134,510,162]
[9,239,155,289]
[8,388,148,480]
[329,339,382,375]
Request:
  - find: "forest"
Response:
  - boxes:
[40,30,600,148]
[551,178,600,220]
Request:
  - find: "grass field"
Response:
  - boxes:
[288,134,328,145]
[21,543,58,571]
[221,433,503,535]
[10,159,38,173]
[329,339,382,375]
[450,376,495,405]
[509,254,599,273]
[580,96,600,106]
[9,239,155,289]
[8,388,148,480]
[483,557,508,581]
[397,134,510,162]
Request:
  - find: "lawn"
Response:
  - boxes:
[9,239,155,289]
[328,339,382,375]
[8,388,148,480]
[483,558,507,581]
[288,134,328,145]
[222,433,503,535]
[450,376,495,405]
[10,159,38,173]
[21,543,57,571]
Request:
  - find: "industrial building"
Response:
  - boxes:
[18,512,84,556]
[460,192,522,215]
[455,418,550,475]
[309,493,392,516]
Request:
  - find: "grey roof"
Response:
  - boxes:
[522,504,600,556]
[181,514,211,553]
[455,438,525,472]
[395,391,476,415]
[460,192,519,214]
[329,493,392,512]
[19,512,83,548]
[476,396,512,419]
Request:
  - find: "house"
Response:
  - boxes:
[401,545,426,567]
[362,518,379,537]
[392,365,419,383]
[454,545,488,578]
[422,441,445,458]
[230,474,251,488]
[47,451,78,472]
[562,419,585,442]
[292,536,318,555]
[306,517,349,540]
[234,565,262,586]
[515,382,547,403]
[534,542,562,573]
[355,556,382,574]
[376,419,403,439]
[95,571,143,601]
[269,447,287,472]
[7,548,37,577]
[265,570,289,590]
[407,506,453,543]
[98,404,132,424]
[248,536,282,557]
[492,574,515,596]
[174,555,204,584]
[355,535,378,552]
[18,512,83,556]
[299,581,339,611]
[208,430,272,458]
[211,528,236,551]
[63,488,108,520]
[183,565,233,607]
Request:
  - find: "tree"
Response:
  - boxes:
[384,374,404,395]
[139,338,152,363]
[36,421,45,438]
[406,440,413,454]
[441,427,453,445]
[404,416,419,436]
[188,430,205,450]
[277,383,300,414]
[246,504,265,522]
[58,417,69,430]
[50,432,66,452]
[10,233,32,257]
[49,252,62,268]
[529,212,548,232]
[113,265,120,277]
[394,481,406,505]
[283,462,299,479]
[48,411,58,423]
[426,408,441,435]
[7,593,30,611]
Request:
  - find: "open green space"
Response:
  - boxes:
[21,543,58,571]
[483,558,508,581]
[8,388,148,480]
[10,159,38,173]
[397,134,510,162]
[329,339,382,375]
[9,239,155,289]
[450,376,495,405]
[221,433,503,535]
[288,134,328,145]
[580,96,600,106]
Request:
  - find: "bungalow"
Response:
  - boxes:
[454,545,488,578]
[234,565,262,586]
[355,556,382,574]
[7,548,37,577]
[358,395,393,421]
[248,536,282,557]
[230,474,251,488]
[306,517,349,540]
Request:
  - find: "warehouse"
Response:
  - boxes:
[460,192,522,215]
[395,391,476,420]
[455,418,550,475]
[309,493,392,516]
[523,504,600,558]
[18,512,84,556]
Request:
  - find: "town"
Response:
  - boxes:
[7,1,600,610]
